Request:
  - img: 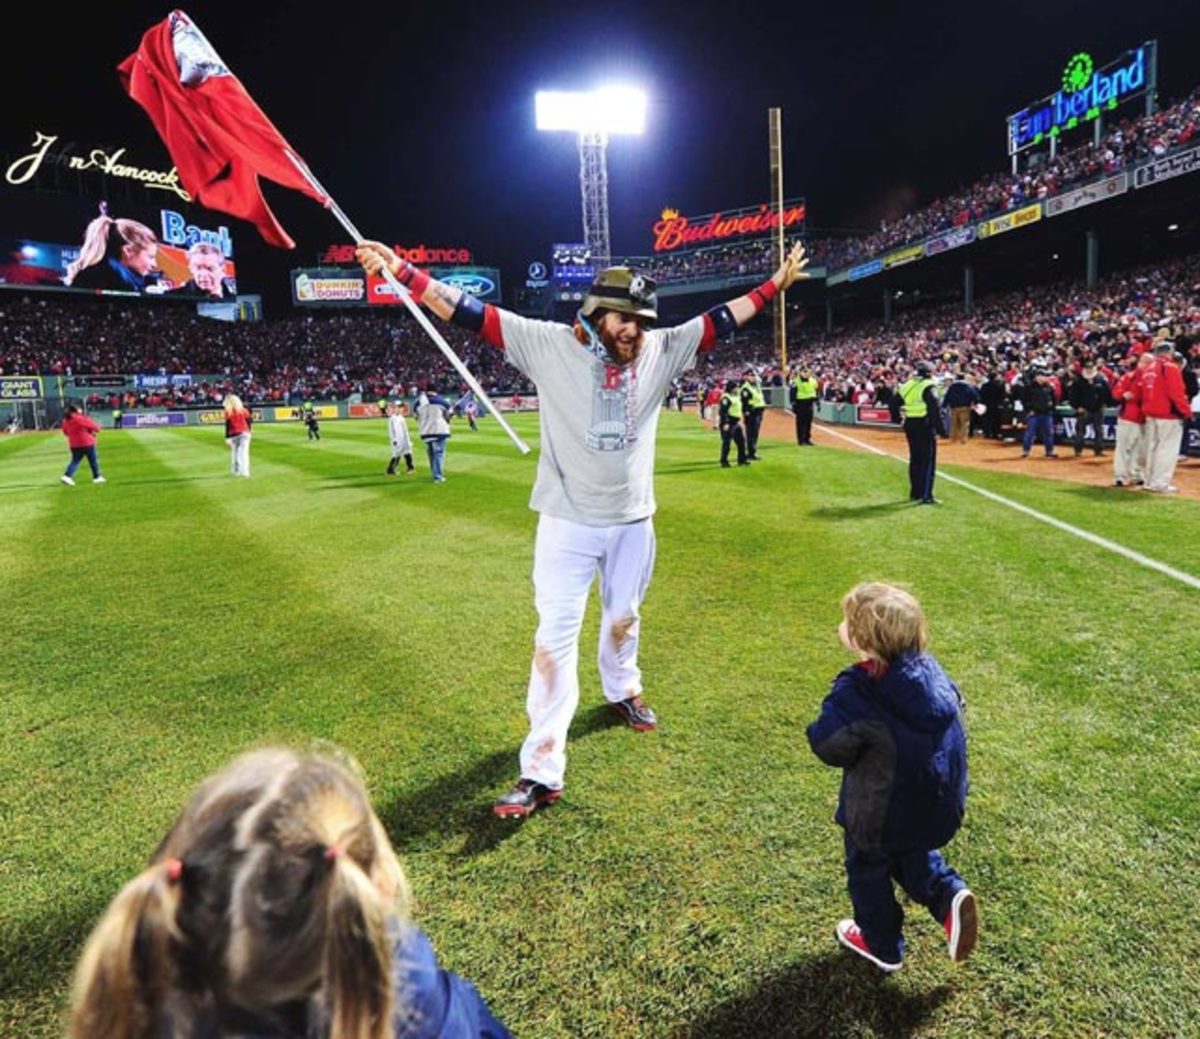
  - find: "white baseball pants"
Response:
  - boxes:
[519,513,656,789]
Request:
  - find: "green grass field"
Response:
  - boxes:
[2,412,1198,1038]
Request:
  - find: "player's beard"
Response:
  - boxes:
[600,325,645,367]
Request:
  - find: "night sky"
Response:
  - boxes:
[9,1,1200,311]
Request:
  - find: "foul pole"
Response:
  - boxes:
[768,108,787,371]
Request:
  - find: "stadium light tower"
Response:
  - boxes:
[536,87,647,267]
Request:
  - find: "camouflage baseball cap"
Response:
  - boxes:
[580,267,658,323]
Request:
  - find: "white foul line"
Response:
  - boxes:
[816,424,1200,592]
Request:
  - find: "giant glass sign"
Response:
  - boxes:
[1007,42,1155,156]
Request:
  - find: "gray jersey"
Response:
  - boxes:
[497,311,705,525]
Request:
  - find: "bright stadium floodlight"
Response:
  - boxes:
[536,86,647,265]
[535,88,647,135]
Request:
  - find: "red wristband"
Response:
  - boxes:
[397,261,430,299]
[748,278,779,313]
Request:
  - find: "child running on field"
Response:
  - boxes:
[386,401,416,476]
[806,581,977,972]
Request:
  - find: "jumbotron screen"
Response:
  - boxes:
[0,201,238,301]
[1,130,238,301]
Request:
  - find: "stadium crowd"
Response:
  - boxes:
[818,88,1200,271]
[3,253,1198,420]
[624,87,1200,284]
[0,294,536,409]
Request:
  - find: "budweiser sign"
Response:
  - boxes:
[652,199,805,252]
[321,243,472,265]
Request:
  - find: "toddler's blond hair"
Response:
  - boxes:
[842,581,928,663]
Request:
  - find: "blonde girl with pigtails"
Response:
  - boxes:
[67,746,509,1039]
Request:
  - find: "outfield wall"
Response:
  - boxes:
[809,400,1199,453]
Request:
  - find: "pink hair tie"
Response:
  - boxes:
[324,844,344,862]
[165,858,184,883]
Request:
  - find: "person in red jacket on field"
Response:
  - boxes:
[60,404,105,486]
[1110,353,1153,488]
[1140,342,1192,493]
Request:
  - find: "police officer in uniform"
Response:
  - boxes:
[112,407,123,429]
[898,361,945,504]
[719,379,750,467]
[790,366,819,445]
[740,368,767,459]
[302,400,321,440]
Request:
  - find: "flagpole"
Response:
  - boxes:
[285,154,531,455]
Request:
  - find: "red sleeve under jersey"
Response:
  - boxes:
[481,305,504,349]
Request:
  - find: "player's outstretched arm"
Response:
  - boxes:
[356,241,464,322]
[701,242,810,338]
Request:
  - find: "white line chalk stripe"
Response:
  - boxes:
[816,425,1200,592]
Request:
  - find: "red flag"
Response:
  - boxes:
[118,10,328,249]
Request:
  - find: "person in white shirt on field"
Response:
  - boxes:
[385,401,416,476]
[357,238,809,817]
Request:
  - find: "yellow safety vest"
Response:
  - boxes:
[742,381,766,409]
[899,378,935,418]
[721,392,743,419]
[792,377,818,400]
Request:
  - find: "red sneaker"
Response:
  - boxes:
[944,888,978,963]
[835,919,902,972]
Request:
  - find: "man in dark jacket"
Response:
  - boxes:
[941,372,979,444]
[978,371,1006,439]
[1020,367,1059,458]
[1067,362,1110,456]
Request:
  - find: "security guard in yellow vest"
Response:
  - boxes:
[740,369,767,460]
[790,367,819,445]
[719,379,750,467]
[898,361,946,504]
[112,408,123,429]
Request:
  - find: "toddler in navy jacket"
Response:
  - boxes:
[806,581,977,971]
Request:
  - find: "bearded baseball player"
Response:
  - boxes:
[357,240,809,817]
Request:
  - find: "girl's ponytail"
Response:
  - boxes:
[67,858,184,1039]
[322,848,393,1039]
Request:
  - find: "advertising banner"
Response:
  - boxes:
[365,266,503,306]
[120,411,187,428]
[274,405,338,421]
[856,405,896,426]
[197,409,265,424]
[349,403,384,418]
[1007,43,1155,155]
[0,376,43,400]
[1133,145,1200,189]
[650,199,805,252]
[320,243,472,265]
[73,376,127,388]
[427,266,502,303]
[291,270,367,305]
[977,203,1042,239]
[847,259,884,282]
[135,373,193,389]
[924,225,977,257]
[1044,173,1128,216]
[883,244,924,269]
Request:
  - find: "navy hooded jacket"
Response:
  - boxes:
[806,652,968,853]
